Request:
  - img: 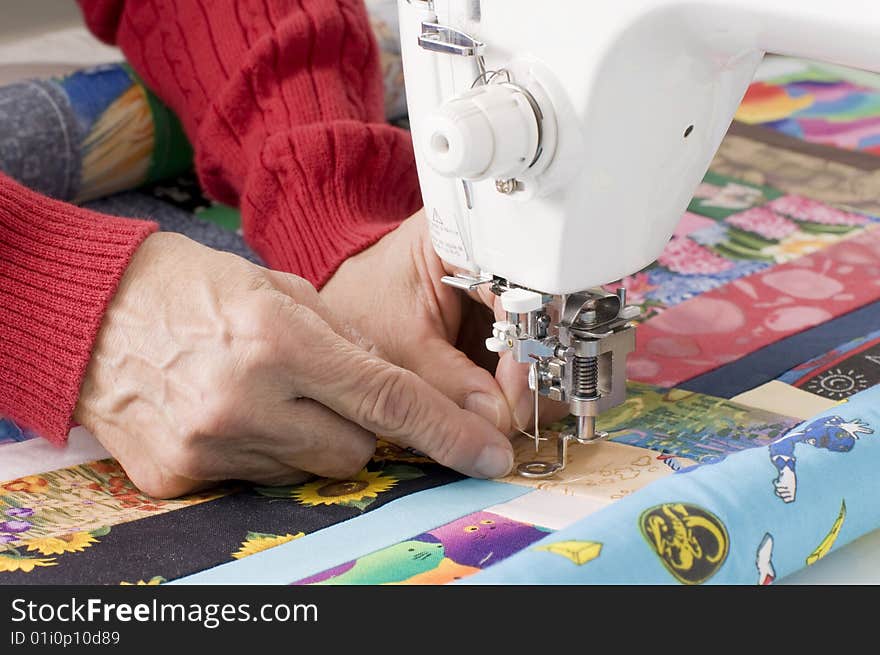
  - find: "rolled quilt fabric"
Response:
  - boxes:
[367,0,408,121]
[0,3,407,205]
[0,62,192,203]
[466,385,880,584]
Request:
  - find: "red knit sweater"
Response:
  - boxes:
[0,0,421,444]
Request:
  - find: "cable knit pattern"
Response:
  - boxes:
[0,1,414,444]
[0,173,156,443]
[79,0,422,286]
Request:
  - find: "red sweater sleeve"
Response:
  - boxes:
[0,173,156,443]
[78,0,422,288]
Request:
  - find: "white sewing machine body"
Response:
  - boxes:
[400,0,880,294]
[398,0,880,475]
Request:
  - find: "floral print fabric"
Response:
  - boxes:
[606,170,879,322]
[0,446,462,584]
[0,460,226,547]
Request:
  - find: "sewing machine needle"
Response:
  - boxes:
[533,367,540,453]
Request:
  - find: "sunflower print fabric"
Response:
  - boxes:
[0,448,462,584]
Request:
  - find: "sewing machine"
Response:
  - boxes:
[397,0,880,477]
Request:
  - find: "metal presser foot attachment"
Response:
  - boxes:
[441,275,638,480]
[516,422,611,479]
[506,287,638,479]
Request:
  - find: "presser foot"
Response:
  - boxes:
[516,427,609,479]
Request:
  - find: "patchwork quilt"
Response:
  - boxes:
[3,27,880,584]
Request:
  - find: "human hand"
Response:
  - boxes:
[321,212,567,438]
[74,233,514,498]
[773,467,797,503]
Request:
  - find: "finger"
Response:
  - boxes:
[457,285,569,432]
[441,261,498,313]
[249,470,313,487]
[455,298,501,374]
[272,301,514,477]
[159,440,310,489]
[258,397,377,480]
[264,269,377,353]
[396,335,512,434]
[495,351,569,432]
[469,283,501,315]
[77,415,209,499]
[280,306,513,478]
[153,396,374,484]
[333,357,514,479]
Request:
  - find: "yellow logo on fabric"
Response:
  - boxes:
[639,503,729,584]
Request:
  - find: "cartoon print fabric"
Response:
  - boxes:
[638,503,730,584]
[0,384,798,584]
[181,386,803,585]
[594,383,798,463]
[295,511,551,585]
[768,417,872,504]
[468,385,880,584]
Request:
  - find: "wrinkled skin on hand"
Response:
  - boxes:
[321,212,568,439]
[75,233,514,498]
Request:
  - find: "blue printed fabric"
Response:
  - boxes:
[0,418,37,446]
[467,385,880,584]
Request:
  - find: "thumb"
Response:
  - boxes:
[495,351,570,431]
[396,335,512,435]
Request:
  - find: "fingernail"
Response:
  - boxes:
[464,392,506,430]
[474,444,514,479]
[513,392,533,431]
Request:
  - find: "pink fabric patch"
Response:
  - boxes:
[629,227,880,386]
[675,212,716,238]
[726,207,798,241]
[604,271,656,306]
[764,306,834,332]
[649,297,746,335]
[766,195,869,226]
[657,237,734,275]
[761,269,844,300]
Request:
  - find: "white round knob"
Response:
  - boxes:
[501,288,544,314]
[493,320,513,336]
[485,337,509,353]
[422,84,540,181]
